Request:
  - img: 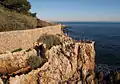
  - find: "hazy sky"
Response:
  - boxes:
[29,0,120,22]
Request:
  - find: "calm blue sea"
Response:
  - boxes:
[59,22,120,66]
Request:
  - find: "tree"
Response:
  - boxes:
[0,0,31,14]
[30,12,37,17]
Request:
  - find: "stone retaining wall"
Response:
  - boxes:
[0,25,62,53]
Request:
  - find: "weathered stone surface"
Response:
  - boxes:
[9,37,95,84]
[68,42,95,84]
[0,78,3,84]
[0,25,62,54]
[0,49,42,74]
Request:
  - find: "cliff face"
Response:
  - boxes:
[8,35,95,84]
[0,50,40,74]
[1,26,120,84]
[68,42,95,84]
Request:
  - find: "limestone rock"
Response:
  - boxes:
[9,39,95,84]
[0,49,41,74]
[0,78,3,84]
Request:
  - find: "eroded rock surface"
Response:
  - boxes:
[0,77,3,84]
[0,49,41,75]
[8,36,95,84]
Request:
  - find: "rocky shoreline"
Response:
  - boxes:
[0,26,120,84]
[95,64,120,73]
[0,33,96,84]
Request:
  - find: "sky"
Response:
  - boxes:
[29,0,120,22]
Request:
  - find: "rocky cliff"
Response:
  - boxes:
[0,34,95,84]
[0,49,40,75]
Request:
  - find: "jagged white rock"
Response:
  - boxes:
[9,39,95,84]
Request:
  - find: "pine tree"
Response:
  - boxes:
[0,0,31,14]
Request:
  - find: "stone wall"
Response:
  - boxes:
[0,25,62,53]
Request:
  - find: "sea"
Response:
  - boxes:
[58,22,120,69]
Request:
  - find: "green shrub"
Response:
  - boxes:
[37,34,61,49]
[30,12,37,17]
[11,48,23,53]
[0,0,31,14]
[26,48,32,52]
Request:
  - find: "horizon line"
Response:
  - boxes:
[48,21,120,23]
